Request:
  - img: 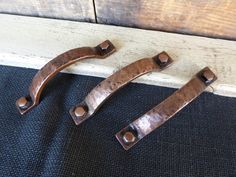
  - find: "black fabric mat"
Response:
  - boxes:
[0,65,236,177]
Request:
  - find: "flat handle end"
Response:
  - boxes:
[16,96,35,115]
[95,40,116,58]
[69,103,89,125]
[115,125,141,150]
[153,51,174,69]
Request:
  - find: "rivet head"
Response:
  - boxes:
[99,41,110,50]
[123,131,136,143]
[17,97,28,108]
[202,70,214,82]
[74,106,87,117]
[158,53,169,64]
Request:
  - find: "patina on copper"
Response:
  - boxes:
[16,40,116,115]
[116,67,217,150]
[70,51,173,125]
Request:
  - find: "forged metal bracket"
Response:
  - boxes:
[116,67,217,150]
[16,40,116,115]
[70,51,173,125]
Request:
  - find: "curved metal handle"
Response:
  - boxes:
[16,40,116,114]
[70,51,173,125]
[116,67,217,150]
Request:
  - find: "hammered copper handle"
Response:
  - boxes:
[70,51,174,125]
[116,67,217,150]
[16,40,116,114]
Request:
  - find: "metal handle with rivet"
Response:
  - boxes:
[16,40,116,115]
[70,51,174,125]
[116,67,217,150]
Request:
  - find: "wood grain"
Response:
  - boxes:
[0,0,95,22]
[0,14,236,98]
[95,0,236,40]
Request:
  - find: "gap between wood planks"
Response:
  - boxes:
[0,14,236,98]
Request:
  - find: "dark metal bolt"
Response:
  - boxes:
[74,106,87,117]
[123,131,136,143]
[99,41,110,50]
[202,70,214,82]
[158,53,169,64]
[17,97,28,108]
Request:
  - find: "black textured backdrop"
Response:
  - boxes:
[0,65,236,177]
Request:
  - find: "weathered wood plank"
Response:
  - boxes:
[0,14,236,98]
[95,0,236,40]
[0,0,95,22]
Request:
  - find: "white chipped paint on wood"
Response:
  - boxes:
[0,0,95,22]
[0,14,236,97]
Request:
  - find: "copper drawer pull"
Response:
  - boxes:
[70,51,173,125]
[116,67,217,150]
[16,40,116,114]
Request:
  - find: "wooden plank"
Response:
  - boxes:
[0,14,236,98]
[0,0,95,22]
[95,0,236,40]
